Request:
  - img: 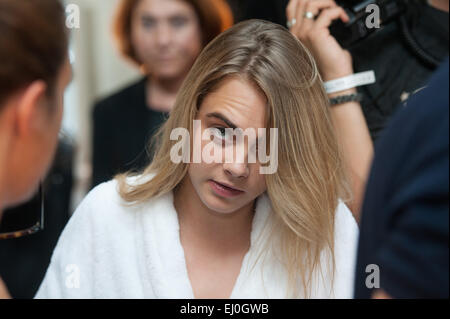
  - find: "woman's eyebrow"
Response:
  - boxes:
[168,14,189,21]
[141,14,155,20]
[206,112,237,129]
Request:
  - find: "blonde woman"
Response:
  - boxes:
[36,20,358,299]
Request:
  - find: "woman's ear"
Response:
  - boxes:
[14,80,48,137]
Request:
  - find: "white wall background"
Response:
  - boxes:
[63,0,141,210]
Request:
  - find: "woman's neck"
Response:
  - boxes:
[174,177,255,255]
[146,75,186,113]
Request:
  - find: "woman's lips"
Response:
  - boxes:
[156,56,176,63]
[209,180,245,198]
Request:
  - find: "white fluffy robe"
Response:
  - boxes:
[35,180,359,299]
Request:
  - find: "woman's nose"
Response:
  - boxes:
[155,24,172,47]
[223,162,249,179]
[222,139,252,178]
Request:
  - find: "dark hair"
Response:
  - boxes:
[113,0,234,68]
[0,0,69,108]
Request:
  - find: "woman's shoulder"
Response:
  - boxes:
[324,201,359,298]
[83,179,121,205]
[72,180,132,224]
[35,178,153,298]
[54,176,158,254]
[335,201,358,233]
[334,201,359,283]
[334,201,359,246]
[78,174,158,219]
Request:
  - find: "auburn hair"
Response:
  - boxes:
[113,0,234,68]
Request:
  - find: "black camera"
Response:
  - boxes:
[330,0,407,48]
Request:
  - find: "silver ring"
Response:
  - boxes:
[287,18,297,28]
[304,11,316,19]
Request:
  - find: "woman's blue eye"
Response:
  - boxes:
[212,127,229,141]
[217,127,226,136]
[142,18,156,28]
[171,17,188,28]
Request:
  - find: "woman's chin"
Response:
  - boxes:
[200,193,242,215]
[152,68,184,80]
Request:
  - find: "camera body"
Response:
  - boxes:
[330,0,407,48]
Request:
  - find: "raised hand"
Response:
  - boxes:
[286,0,354,81]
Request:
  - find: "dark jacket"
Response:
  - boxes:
[92,78,168,188]
[239,0,449,141]
[0,139,74,299]
[355,59,449,298]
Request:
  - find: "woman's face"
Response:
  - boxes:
[131,0,203,79]
[6,57,72,207]
[188,76,268,214]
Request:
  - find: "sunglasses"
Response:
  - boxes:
[0,184,44,240]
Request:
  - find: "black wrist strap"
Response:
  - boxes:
[329,93,363,106]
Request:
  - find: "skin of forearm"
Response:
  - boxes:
[329,88,374,223]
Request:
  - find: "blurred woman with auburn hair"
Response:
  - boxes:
[91,0,233,187]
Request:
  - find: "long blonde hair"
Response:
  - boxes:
[117,19,350,298]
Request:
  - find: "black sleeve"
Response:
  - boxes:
[91,101,115,188]
[374,124,449,298]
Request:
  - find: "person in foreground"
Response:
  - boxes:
[36,20,358,299]
[355,59,449,299]
[0,0,71,299]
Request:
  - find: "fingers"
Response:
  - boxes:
[288,0,337,35]
[293,0,308,30]
[286,0,353,81]
[287,0,307,31]
[314,6,349,29]
[286,0,300,21]
[288,0,349,40]
[305,0,337,16]
[301,0,337,32]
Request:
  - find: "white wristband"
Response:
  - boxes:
[324,71,376,94]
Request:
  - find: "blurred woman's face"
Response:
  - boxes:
[131,0,203,79]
